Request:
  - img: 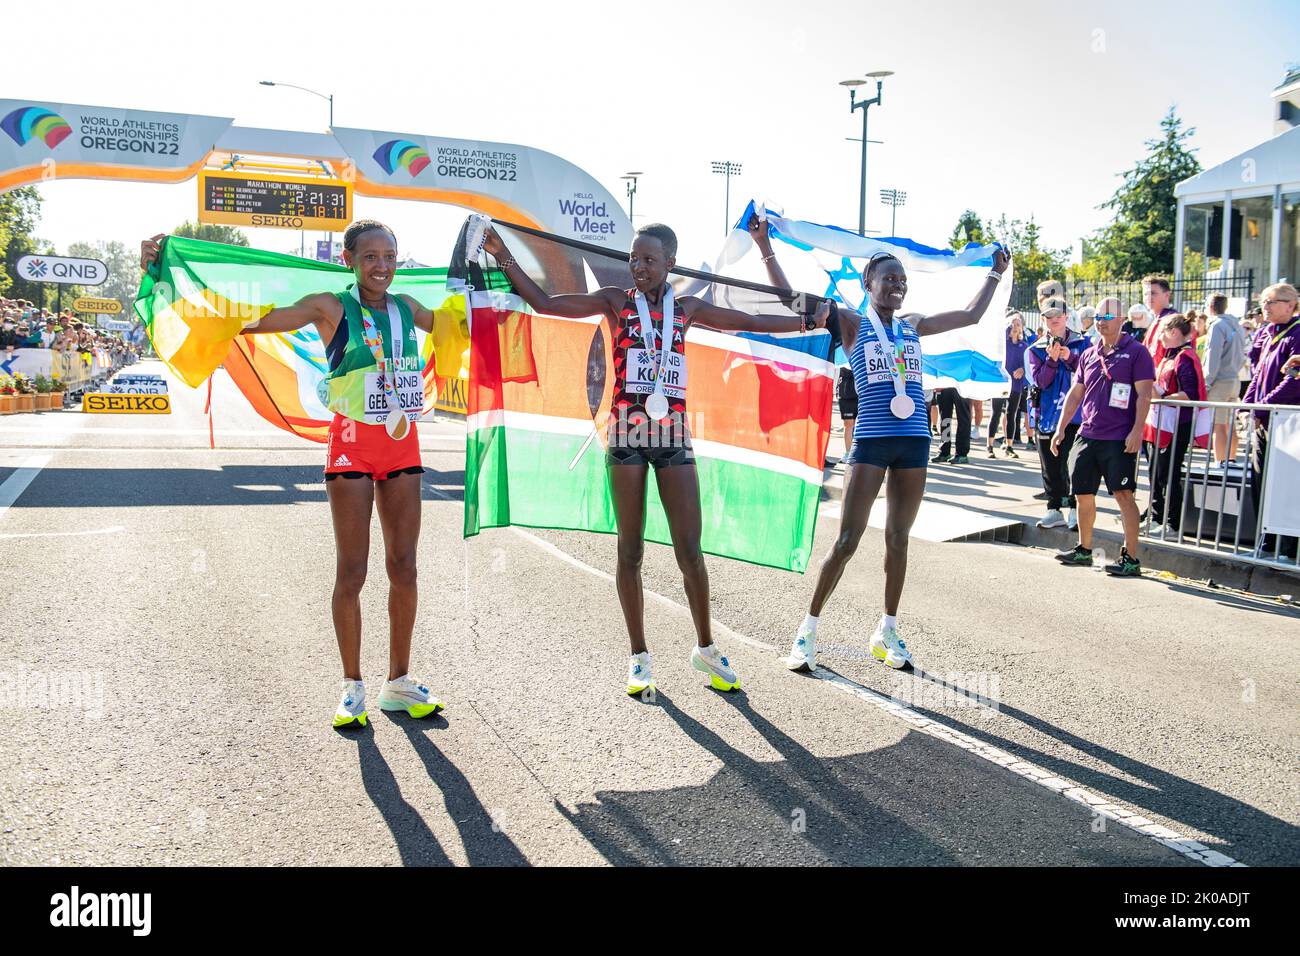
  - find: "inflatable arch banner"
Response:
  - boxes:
[1,98,633,415]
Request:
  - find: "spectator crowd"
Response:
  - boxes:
[883,276,1300,572]
[1,296,142,360]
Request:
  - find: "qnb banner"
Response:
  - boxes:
[331,127,629,250]
[0,100,232,190]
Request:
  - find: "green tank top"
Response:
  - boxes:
[325,287,421,424]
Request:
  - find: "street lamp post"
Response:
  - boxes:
[711,161,742,235]
[260,80,336,259]
[880,188,908,236]
[841,71,892,237]
[621,172,642,224]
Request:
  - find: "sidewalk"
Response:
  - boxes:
[822,424,1300,598]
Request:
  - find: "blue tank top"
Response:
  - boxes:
[850,312,930,440]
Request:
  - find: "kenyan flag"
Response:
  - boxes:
[463,289,835,572]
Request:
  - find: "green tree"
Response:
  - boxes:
[0,187,48,301]
[984,212,1071,293]
[173,221,250,246]
[64,240,142,318]
[949,209,986,250]
[1090,107,1201,278]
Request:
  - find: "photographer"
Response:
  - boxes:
[1243,283,1300,563]
[1028,299,1089,529]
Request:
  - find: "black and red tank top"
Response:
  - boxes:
[610,287,689,419]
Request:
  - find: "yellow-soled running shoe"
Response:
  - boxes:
[333,679,368,728]
[691,643,741,691]
[378,675,446,719]
[627,651,655,697]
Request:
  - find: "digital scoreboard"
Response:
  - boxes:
[197,170,352,232]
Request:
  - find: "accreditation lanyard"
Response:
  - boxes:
[351,286,404,410]
[1266,318,1300,353]
[633,286,676,398]
[1097,336,1126,382]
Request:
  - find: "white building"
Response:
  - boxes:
[1174,66,1300,291]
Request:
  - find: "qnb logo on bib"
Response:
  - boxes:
[626,348,687,398]
[364,369,423,419]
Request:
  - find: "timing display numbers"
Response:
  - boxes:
[197,170,353,232]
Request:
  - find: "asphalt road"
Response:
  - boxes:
[1,360,1296,866]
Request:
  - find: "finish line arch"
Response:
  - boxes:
[0,98,632,290]
[1,97,635,425]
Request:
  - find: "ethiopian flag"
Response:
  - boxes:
[463,289,835,572]
[133,236,481,442]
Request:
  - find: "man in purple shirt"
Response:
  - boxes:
[1243,282,1300,562]
[1051,297,1156,576]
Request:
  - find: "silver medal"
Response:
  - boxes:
[646,391,670,420]
[889,394,915,419]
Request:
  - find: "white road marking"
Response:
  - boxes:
[0,454,52,520]
[0,524,125,540]
[436,493,1244,867]
[507,527,776,653]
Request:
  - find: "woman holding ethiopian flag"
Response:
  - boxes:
[748,218,1011,672]
[141,220,446,729]
[480,222,829,697]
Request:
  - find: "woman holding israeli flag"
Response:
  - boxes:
[750,219,1011,671]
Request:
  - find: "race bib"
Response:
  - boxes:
[1109,382,1132,410]
[363,358,423,423]
[863,337,922,385]
[625,348,687,399]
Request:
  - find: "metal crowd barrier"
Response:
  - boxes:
[1141,397,1299,572]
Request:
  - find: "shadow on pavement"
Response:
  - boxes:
[557,692,1185,866]
[5,465,466,507]
[348,724,454,866]
[898,667,1300,866]
[342,713,529,867]
[387,712,530,867]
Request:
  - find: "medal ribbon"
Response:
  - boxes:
[633,286,676,403]
[863,303,909,403]
[350,286,406,420]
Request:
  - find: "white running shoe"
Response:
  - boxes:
[378,674,445,719]
[626,651,655,696]
[784,627,817,672]
[1037,509,1067,529]
[691,643,741,691]
[333,678,367,728]
[1066,508,1079,531]
[870,623,913,670]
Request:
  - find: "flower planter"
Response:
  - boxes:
[0,394,14,415]
[48,392,64,410]
[15,393,34,413]
[33,393,51,411]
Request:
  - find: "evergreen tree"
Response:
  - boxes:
[173,221,250,246]
[1091,107,1201,278]
[949,209,986,250]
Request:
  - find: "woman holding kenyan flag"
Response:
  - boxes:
[141,220,445,729]
[481,221,828,698]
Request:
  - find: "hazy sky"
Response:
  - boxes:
[6,0,1297,270]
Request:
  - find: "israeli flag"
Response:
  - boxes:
[716,200,1014,399]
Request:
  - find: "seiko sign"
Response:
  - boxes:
[16,254,107,286]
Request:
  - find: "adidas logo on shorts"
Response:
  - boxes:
[333,454,353,468]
